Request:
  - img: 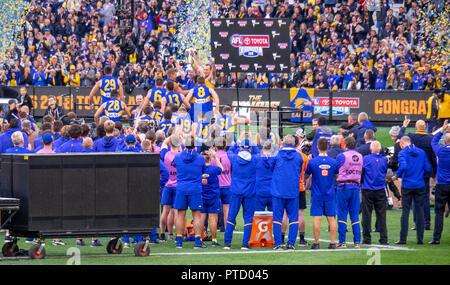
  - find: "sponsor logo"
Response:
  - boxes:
[314,97,360,108]
[254,63,262,71]
[272,53,281,61]
[226,19,234,27]
[352,155,360,162]
[266,64,276,71]
[278,42,288,49]
[278,19,286,26]
[230,34,270,57]
[239,64,250,71]
[263,20,274,27]
[279,64,288,71]
[219,31,229,38]
[271,31,280,38]
[251,20,260,27]
[213,41,222,48]
[212,20,222,27]
[237,20,248,27]
[219,53,230,60]
[215,64,223,70]
[374,99,427,116]
[228,63,236,70]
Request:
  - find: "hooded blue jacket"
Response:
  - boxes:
[254,154,275,198]
[396,144,431,189]
[94,136,121,152]
[431,132,450,185]
[271,146,304,199]
[0,128,29,153]
[227,144,257,197]
[362,153,388,190]
[56,138,84,153]
[357,121,377,147]
[53,136,70,150]
[174,149,206,195]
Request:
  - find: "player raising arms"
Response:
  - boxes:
[163,81,191,112]
[94,90,131,125]
[218,105,250,141]
[88,66,124,111]
[190,50,216,89]
[185,76,220,123]
[141,77,166,113]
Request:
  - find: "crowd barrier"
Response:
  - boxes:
[4,86,433,123]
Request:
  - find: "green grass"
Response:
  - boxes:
[1,191,449,265]
[1,126,446,265]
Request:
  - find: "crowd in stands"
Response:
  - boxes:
[0,0,449,91]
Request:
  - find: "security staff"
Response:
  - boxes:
[271,135,305,250]
[361,141,388,245]
[430,120,450,244]
[392,136,431,244]
[335,136,363,248]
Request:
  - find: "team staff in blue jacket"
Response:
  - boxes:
[223,138,258,250]
[254,141,275,211]
[173,135,207,249]
[94,120,121,152]
[271,135,306,250]
[430,120,450,244]
[4,131,33,154]
[0,119,29,153]
[399,118,436,230]
[56,124,83,153]
[392,136,431,245]
[361,141,389,245]
[356,112,377,147]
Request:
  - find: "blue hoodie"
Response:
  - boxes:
[81,148,95,153]
[431,132,450,185]
[396,144,431,189]
[254,154,275,198]
[94,136,121,152]
[227,144,257,197]
[56,138,84,153]
[174,149,206,195]
[357,121,377,147]
[53,136,70,150]
[362,153,388,190]
[271,146,304,199]
[0,129,29,153]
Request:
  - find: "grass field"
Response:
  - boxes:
[2,125,447,265]
[1,190,449,265]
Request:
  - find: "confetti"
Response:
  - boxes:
[0,0,31,65]
[416,0,450,68]
[174,0,216,65]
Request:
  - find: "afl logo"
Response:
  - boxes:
[278,43,288,49]
[212,21,222,27]
[219,31,229,38]
[220,53,230,60]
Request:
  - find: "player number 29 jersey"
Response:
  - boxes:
[100,76,120,103]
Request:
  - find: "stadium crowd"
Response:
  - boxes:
[0,0,449,91]
[1,69,449,249]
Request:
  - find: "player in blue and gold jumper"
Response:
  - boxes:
[88,66,124,111]
[185,76,220,123]
[94,90,131,124]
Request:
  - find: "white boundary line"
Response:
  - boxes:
[233,231,412,251]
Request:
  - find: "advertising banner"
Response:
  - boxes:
[210,18,290,73]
